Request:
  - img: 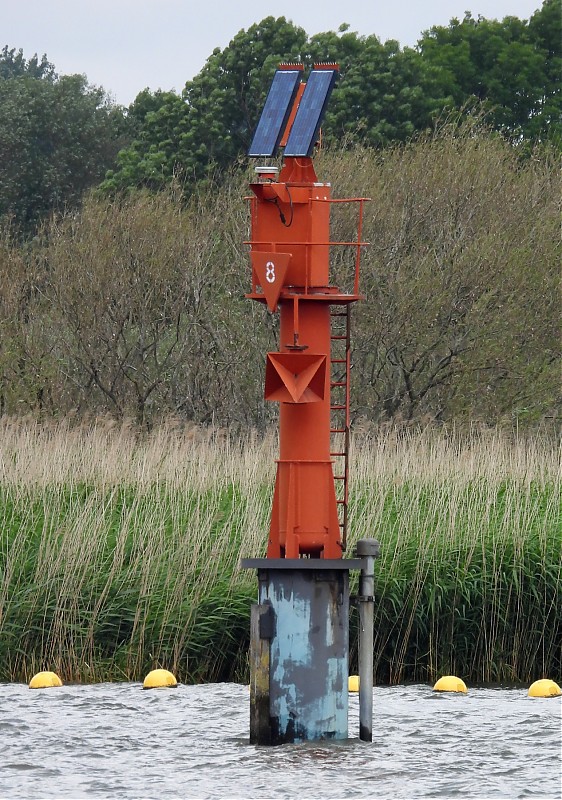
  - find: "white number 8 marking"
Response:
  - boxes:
[265,261,276,283]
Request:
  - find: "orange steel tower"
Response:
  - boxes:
[246,64,368,560]
[242,64,377,746]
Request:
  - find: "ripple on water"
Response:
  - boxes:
[0,683,560,799]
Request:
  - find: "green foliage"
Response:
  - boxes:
[352,480,561,683]
[102,91,191,192]
[103,18,455,189]
[0,47,129,233]
[418,1,562,143]
[527,0,562,142]
[0,46,56,80]
[321,38,454,147]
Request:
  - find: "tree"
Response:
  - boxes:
[102,91,189,193]
[1,126,558,427]
[181,16,308,176]
[0,218,63,415]
[0,45,55,80]
[418,2,561,142]
[0,180,274,428]
[526,0,562,142]
[323,37,453,146]
[0,48,128,233]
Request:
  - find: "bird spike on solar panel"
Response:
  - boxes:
[284,69,338,158]
[248,69,302,157]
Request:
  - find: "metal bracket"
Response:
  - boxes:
[351,594,375,605]
[259,603,276,640]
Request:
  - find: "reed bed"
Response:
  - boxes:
[0,417,559,685]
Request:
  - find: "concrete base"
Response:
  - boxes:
[242,558,362,745]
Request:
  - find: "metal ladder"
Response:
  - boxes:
[330,305,351,551]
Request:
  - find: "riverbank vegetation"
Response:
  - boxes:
[1,4,559,689]
[1,418,559,685]
[1,123,559,428]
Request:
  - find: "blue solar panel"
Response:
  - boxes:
[248,70,301,157]
[284,69,338,157]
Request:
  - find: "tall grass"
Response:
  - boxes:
[0,417,559,684]
[349,426,560,683]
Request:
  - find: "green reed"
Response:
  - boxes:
[0,418,559,684]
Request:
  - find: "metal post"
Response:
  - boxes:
[355,538,380,742]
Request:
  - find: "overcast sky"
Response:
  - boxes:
[4,0,544,106]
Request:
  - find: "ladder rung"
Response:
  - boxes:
[336,500,346,505]
[331,428,345,433]
[331,452,346,457]
[331,358,346,363]
[331,381,347,387]
[331,405,346,410]
[331,335,347,340]
[334,475,345,480]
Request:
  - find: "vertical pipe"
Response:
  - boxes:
[355,538,380,742]
[353,199,364,296]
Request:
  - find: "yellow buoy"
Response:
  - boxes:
[348,675,360,693]
[433,675,468,694]
[29,671,63,689]
[142,668,177,689]
[528,679,561,698]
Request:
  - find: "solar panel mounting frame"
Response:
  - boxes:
[283,69,338,158]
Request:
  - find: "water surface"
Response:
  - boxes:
[0,682,560,799]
